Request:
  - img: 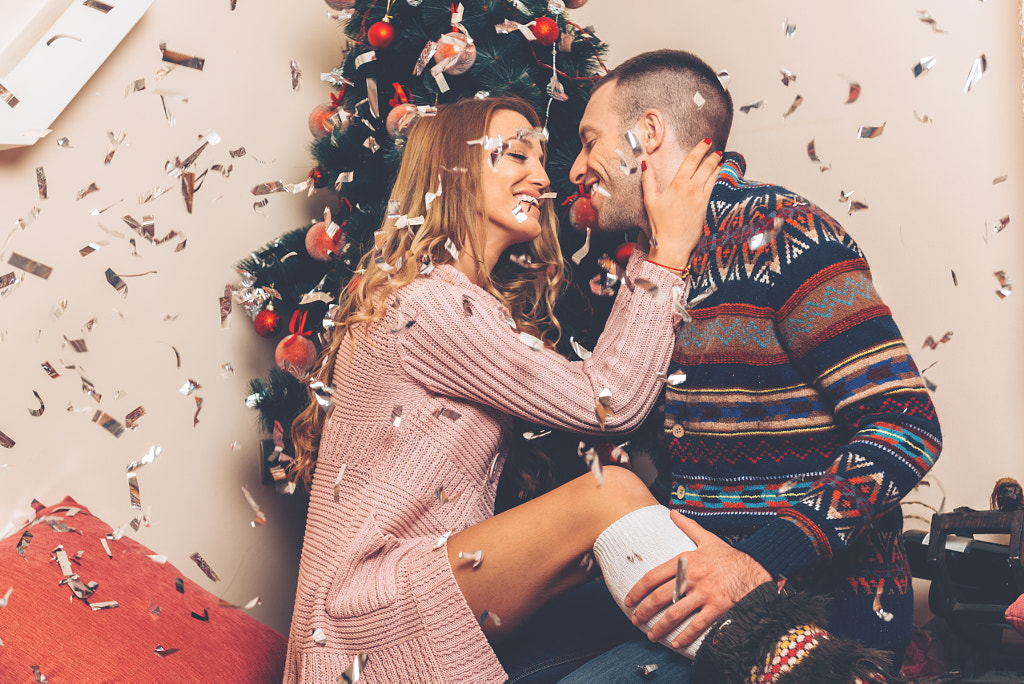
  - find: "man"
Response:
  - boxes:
[561,49,942,680]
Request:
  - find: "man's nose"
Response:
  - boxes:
[569,151,586,186]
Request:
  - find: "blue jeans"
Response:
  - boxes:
[494,580,693,683]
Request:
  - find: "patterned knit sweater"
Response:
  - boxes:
[657,153,942,652]
[284,252,683,683]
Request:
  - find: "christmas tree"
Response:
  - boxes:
[236,0,636,494]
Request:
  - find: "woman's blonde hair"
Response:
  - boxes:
[290,96,565,488]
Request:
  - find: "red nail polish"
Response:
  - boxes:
[715,150,723,156]
[641,160,648,171]
[702,138,712,145]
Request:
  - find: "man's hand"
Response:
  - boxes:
[624,511,772,648]
[643,140,721,271]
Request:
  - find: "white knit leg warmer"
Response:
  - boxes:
[592,505,707,660]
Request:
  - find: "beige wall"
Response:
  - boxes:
[1,0,1021,634]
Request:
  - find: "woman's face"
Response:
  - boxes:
[478,109,550,253]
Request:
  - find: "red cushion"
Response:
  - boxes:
[0,496,287,681]
[1008,592,1024,637]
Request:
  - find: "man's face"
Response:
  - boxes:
[569,83,647,232]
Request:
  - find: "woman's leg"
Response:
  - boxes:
[447,465,655,640]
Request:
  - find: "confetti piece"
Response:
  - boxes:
[340,653,369,683]
[692,91,705,108]
[105,268,128,298]
[873,583,893,622]
[458,549,484,568]
[922,332,953,350]
[160,42,205,70]
[27,391,44,417]
[782,18,796,38]
[57,136,72,148]
[963,55,986,94]
[779,68,796,86]
[638,664,659,676]
[154,645,179,657]
[781,95,803,119]
[0,82,19,108]
[857,122,885,139]
[433,531,452,549]
[9,252,53,279]
[191,608,210,621]
[0,586,12,607]
[179,379,201,395]
[31,665,47,682]
[312,627,327,645]
[912,56,936,78]
[290,60,302,90]
[242,485,267,525]
[518,331,543,351]
[993,175,1007,185]
[951,270,958,287]
[522,430,551,440]
[41,362,60,379]
[845,81,861,104]
[987,216,1010,236]
[35,167,48,199]
[79,242,107,257]
[189,552,221,582]
[571,227,591,265]
[91,411,125,438]
[391,406,403,427]
[672,557,688,603]
[0,430,14,448]
[91,600,119,611]
[848,200,869,215]
[916,10,946,33]
[994,270,1012,298]
[569,336,592,361]
[595,387,615,429]
[100,537,112,558]
[478,610,502,628]
[193,396,203,427]
[431,407,462,421]
[125,406,146,431]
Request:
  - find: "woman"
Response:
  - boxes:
[282,97,887,683]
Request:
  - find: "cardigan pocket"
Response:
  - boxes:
[325,512,407,618]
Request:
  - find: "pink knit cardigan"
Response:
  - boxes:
[285,249,683,683]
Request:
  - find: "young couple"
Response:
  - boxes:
[284,49,939,683]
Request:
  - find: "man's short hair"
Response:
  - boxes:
[596,49,734,153]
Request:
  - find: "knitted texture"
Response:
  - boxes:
[285,249,683,683]
[592,505,703,659]
[656,153,942,652]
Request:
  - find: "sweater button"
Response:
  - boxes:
[672,423,685,438]
[674,484,686,499]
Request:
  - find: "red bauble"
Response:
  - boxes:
[564,0,589,7]
[254,308,282,338]
[309,167,326,189]
[568,195,599,233]
[613,242,636,269]
[308,104,346,140]
[532,17,560,47]
[305,220,345,262]
[386,103,419,138]
[368,20,395,49]
[434,32,477,75]
[275,334,318,378]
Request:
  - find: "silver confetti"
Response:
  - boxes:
[779,68,796,86]
[311,628,327,646]
[913,56,936,78]
[391,406,403,427]
[739,99,766,114]
[781,95,804,119]
[433,531,452,549]
[459,550,484,568]
[783,18,796,38]
[522,430,552,440]
[569,336,592,360]
[570,227,591,265]
[963,55,987,94]
[340,653,369,683]
[994,270,1012,298]
[290,60,302,91]
[857,122,885,139]
[672,556,688,603]
[479,610,502,627]
[27,391,44,417]
[189,552,221,582]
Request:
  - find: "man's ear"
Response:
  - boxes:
[639,108,667,155]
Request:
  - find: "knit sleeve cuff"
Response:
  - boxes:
[733,517,822,580]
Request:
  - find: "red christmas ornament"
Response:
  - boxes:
[308,103,346,140]
[568,195,599,233]
[276,334,318,378]
[305,220,346,262]
[309,167,326,188]
[613,242,636,269]
[275,310,319,378]
[386,103,420,138]
[564,0,589,7]
[532,17,560,47]
[368,19,395,49]
[254,306,282,338]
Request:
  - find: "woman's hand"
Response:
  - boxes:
[643,139,721,272]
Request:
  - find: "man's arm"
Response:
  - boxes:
[625,203,941,649]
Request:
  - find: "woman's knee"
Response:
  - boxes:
[595,465,657,510]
